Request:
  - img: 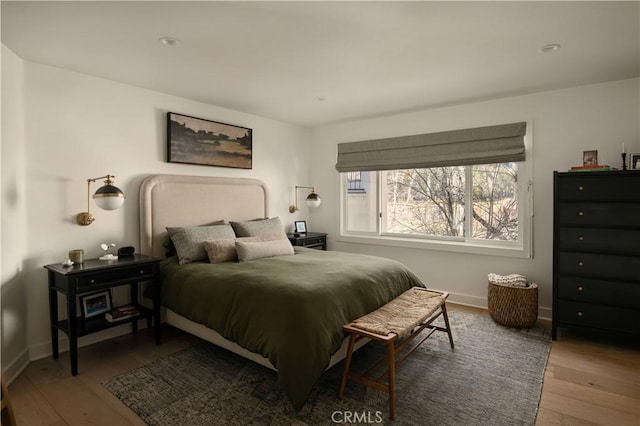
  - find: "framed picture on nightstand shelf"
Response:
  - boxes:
[630,153,640,170]
[294,220,307,233]
[79,290,112,319]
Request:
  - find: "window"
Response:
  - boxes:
[341,162,531,257]
[346,172,366,193]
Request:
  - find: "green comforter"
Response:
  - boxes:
[160,247,424,408]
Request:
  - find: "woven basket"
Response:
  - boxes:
[487,281,538,328]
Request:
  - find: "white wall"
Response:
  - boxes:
[3,42,638,380]
[1,48,312,377]
[1,45,29,380]
[310,78,640,316]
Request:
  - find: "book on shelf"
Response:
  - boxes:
[105,305,140,322]
[569,165,615,172]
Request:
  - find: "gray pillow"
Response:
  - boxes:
[203,234,284,264]
[167,224,235,265]
[235,238,294,262]
[163,220,225,257]
[230,217,286,238]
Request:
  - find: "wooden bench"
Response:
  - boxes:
[338,287,454,420]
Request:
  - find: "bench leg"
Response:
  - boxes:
[441,303,455,349]
[387,340,396,420]
[339,334,357,399]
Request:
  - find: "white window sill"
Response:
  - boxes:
[336,233,532,259]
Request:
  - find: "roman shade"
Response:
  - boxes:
[335,122,526,172]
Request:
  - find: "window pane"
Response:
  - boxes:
[384,167,465,237]
[472,163,518,241]
[345,171,377,232]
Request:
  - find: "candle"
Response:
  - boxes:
[622,143,626,153]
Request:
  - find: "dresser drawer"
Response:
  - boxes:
[557,300,640,334]
[76,264,154,288]
[558,203,640,227]
[557,276,640,309]
[558,228,640,255]
[557,175,640,202]
[558,252,640,281]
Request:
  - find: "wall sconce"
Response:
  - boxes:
[289,186,321,213]
[76,175,125,226]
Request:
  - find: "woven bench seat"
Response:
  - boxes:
[338,287,454,420]
[349,287,447,338]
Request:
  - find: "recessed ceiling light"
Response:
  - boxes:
[539,43,561,53]
[159,36,180,47]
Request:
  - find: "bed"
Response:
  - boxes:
[139,174,425,408]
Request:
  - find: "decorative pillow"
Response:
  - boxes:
[204,234,285,263]
[230,217,286,238]
[167,223,235,265]
[235,238,295,262]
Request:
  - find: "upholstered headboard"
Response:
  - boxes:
[139,174,268,259]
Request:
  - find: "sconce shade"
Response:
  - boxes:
[305,192,321,208]
[289,185,321,213]
[93,184,125,210]
[76,174,125,226]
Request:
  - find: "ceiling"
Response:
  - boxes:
[2,1,638,127]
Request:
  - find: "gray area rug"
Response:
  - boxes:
[103,311,551,425]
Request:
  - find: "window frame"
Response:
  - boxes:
[339,143,533,259]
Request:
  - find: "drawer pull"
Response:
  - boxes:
[90,279,95,284]
[578,185,584,191]
[578,261,584,267]
[577,286,583,291]
[577,311,583,317]
[578,211,584,216]
[140,270,145,274]
[578,236,584,241]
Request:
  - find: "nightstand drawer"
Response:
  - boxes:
[558,228,640,254]
[77,264,154,288]
[299,237,325,247]
[557,276,640,309]
[557,300,640,334]
[287,232,327,250]
[558,252,640,281]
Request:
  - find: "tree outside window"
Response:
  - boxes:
[344,162,519,243]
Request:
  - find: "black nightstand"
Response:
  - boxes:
[287,232,327,250]
[44,254,162,375]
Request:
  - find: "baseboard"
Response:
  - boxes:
[11,295,552,383]
[2,348,30,384]
[28,320,150,362]
[446,291,552,322]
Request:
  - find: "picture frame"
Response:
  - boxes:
[294,220,307,234]
[582,150,598,166]
[79,290,112,319]
[167,112,252,169]
[630,153,640,170]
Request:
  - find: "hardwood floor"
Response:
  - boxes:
[6,305,639,425]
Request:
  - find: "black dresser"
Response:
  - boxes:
[552,171,640,340]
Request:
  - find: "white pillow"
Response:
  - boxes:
[235,238,294,262]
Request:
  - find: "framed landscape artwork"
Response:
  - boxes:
[167,112,252,169]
